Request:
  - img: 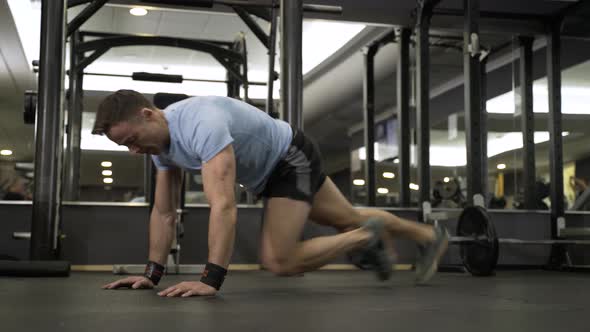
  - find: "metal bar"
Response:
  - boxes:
[241,35,249,101]
[31,0,66,260]
[433,8,548,21]
[280,0,303,129]
[546,21,565,239]
[80,31,234,47]
[265,0,278,115]
[397,28,411,207]
[67,0,108,37]
[416,0,440,208]
[518,36,536,209]
[83,72,267,85]
[451,236,590,245]
[77,36,242,62]
[132,72,183,83]
[367,29,396,50]
[68,0,92,8]
[241,7,271,21]
[214,55,246,84]
[363,46,377,207]
[63,30,84,201]
[232,6,270,47]
[463,0,484,204]
[75,47,108,71]
[480,56,488,203]
[301,3,342,14]
[142,155,150,205]
[217,1,342,14]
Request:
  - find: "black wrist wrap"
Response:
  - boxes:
[200,262,227,290]
[144,261,165,285]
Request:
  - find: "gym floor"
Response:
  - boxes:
[1,270,589,332]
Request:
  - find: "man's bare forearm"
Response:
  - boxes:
[148,207,176,265]
[207,206,237,268]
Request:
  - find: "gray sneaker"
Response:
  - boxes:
[361,218,393,281]
[415,224,449,285]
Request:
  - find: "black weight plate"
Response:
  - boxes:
[23,91,37,124]
[457,206,499,276]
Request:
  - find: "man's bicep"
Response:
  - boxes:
[201,145,236,208]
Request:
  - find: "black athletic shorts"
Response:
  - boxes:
[260,127,327,204]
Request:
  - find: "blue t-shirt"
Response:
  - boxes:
[152,96,292,194]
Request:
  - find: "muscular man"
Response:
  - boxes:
[99,90,448,297]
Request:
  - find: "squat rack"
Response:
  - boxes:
[24,0,342,270]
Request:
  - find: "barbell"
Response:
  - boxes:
[348,205,590,277]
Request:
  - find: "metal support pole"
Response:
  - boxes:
[480,56,488,204]
[463,0,484,204]
[363,46,377,206]
[145,156,156,211]
[416,1,439,210]
[265,0,278,116]
[280,0,303,129]
[397,28,411,207]
[546,22,565,234]
[64,30,84,201]
[30,0,67,260]
[518,36,536,209]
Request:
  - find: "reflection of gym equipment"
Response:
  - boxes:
[432,178,465,208]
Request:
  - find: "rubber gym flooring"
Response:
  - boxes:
[1,270,589,332]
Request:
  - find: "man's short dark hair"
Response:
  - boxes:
[92,89,154,135]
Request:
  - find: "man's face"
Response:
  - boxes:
[107,110,166,155]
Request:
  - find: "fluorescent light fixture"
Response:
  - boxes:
[377,188,389,194]
[129,7,148,16]
[0,150,13,156]
[409,183,420,191]
[487,81,590,115]
[382,172,395,179]
[102,170,113,176]
[497,163,507,170]
[443,177,450,183]
[101,161,112,167]
[103,178,114,184]
[358,143,381,161]
[353,179,365,186]
[426,130,571,167]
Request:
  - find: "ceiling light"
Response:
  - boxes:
[353,179,365,186]
[0,150,13,156]
[129,7,148,16]
[102,170,113,176]
[393,158,399,164]
[103,178,113,184]
[377,188,389,194]
[101,161,112,167]
[443,177,450,183]
[497,163,507,170]
[409,183,420,191]
[382,172,395,179]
